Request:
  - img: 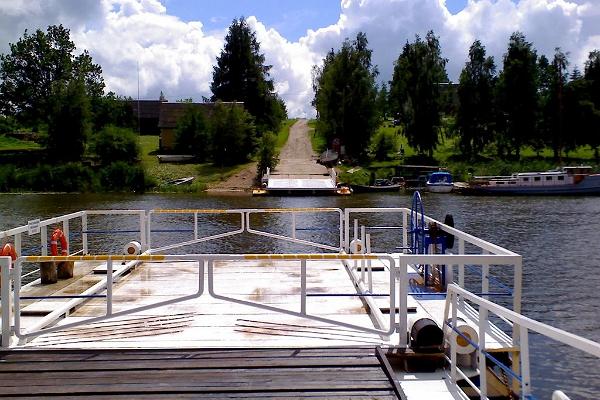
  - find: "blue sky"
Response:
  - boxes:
[162,0,343,41]
[162,0,470,41]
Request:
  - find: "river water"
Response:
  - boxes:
[0,192,599,398]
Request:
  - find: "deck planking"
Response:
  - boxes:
[0,347,403,399]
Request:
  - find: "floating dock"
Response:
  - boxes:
[1,205,599,399]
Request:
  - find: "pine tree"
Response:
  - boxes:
[456,40,496,158]
[390,31,448,156]
[312,32,379,160]
[496,32,538,159]
[211,18,286,133]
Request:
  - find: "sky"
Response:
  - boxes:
[1,0,599,117]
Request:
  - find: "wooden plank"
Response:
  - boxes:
[13,392,397,400]
[0,347,398,398]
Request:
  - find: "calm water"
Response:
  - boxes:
[1,192,599,398]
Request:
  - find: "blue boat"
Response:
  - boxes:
[426,171,453,193]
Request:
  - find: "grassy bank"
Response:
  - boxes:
[140,119,296,192]
[310,121,599,185]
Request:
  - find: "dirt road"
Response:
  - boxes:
[207,119,323,192]
[273,119,327,176]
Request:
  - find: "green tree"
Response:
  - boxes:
[91,125,140,164]
[580,50,600,158]
[210,102,256,166]
[174,105,210,160]
[46,78,90,162]
[496,32,538,158]
[256,131,279,177]
[312,32,379,159]
[390,31,448,156]
[211,18,286,133]
[456,40,496,158]
[92,93,135,132]
[376,83,390,120]
[0,25,104,128]
[539,49,569,159]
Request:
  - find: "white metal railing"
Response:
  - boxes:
[3,253,397,346]
[443,284,600,400]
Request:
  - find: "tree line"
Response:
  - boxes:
[0,19,287,191]
[313,30,600,163]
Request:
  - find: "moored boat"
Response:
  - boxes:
[455,166,600,195]
[351,178,405,193]
[426,171,453,193]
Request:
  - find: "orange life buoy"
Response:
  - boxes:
[1,243,17,261]
[50,228,68,256]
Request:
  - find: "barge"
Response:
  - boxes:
[454,166,600,195]
[0,193,599,398]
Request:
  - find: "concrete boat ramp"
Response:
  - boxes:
[261,119,341,195]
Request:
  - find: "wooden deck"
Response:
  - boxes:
[0,347,404,399]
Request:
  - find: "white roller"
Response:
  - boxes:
[123,241,141,256]
[349,239,364,254]
[446,317,478,355]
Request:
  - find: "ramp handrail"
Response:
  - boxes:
[443,284,600,399]
[3,253,397,347]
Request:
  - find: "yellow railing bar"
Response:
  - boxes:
[24,255,166,262]
[242,254,379,260]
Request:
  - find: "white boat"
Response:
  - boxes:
[0,193,598,399]
[426,171,453,193]
[167,176,195,185]
[456,166,600,195]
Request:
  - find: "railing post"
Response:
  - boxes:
[41,225,48,256]
[402,210,408,253]
[458,239,465,308]
[193,212,198,240]
[360,226,366,282]
[63,219,70,255]
[145,212,152,251]
[397,255,408,347]
[366,233,373,293]
[1,256,12,348]
[82,213,88,255]
[520,328,531,398]
[478,306,488,399]
[106,259,113,316]
[300,259,306,315]
[482,250,489,301]
[450,292,458,383]
[14,234,21,259]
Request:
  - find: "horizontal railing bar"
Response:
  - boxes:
[306,293,390,297]
[20,295,107,300]
[410,292,511,297]
[82,230,141,234]
[21,253,390,263]
[448,284,600,357]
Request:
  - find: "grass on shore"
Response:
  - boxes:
[139,119,295,192]
[0,135,41,151]
[309,119,599,184]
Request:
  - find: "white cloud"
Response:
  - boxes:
[1,0,600,117]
